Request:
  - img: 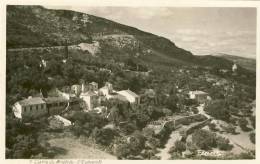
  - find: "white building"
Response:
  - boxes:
[189,91,210,103]
[232,63,238,72]
[12,97,47,119]
[117,89,140,104]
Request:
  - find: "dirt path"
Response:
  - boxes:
[48,137,117,159]
[217,126,255,154]
[156,131,182,160]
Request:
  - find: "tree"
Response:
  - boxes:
[133,110,150,129]
[249,132,255,144]
[108,106,121,125]
[204,100,230,122]
[165,95,179,113]
[91,128,118,146]
[129,131,146,154]
[120,122,137,135]
[250,116,255,129]
[146,105,164,120]
[192,129,216,150]
[11,134,47,159]
[238,118,250,131]
[186,141,198,156]
[115,143,131,159]
[162,108,172,116]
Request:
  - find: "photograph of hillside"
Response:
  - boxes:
[6,5,256,160]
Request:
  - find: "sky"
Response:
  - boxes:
[46,6,257,59]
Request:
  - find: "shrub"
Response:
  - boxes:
[146,137,160,149]
[115,143,131,159]
[171,140,186,153]
[128,131,146,155]
[237,152,255,159]
[141,149,158,159]
[216,136,233,151]
[186,141,198,156]
[142,127,155,138]
[208,123,218,131]
[221,124,237,134]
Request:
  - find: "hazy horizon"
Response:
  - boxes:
[45,6,257,59]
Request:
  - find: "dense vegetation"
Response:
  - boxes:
[192,129,233,151]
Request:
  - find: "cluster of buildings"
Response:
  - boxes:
[12,81,140,120]
[12,76,212,132]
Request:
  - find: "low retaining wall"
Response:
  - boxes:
[164,114,207,130]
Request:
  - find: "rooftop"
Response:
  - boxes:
[118,89,139,98]
[90,82,98,85]
[44,97,68,104]
[18,97,45,106]
[190,90,208,95]
[111,94,129,102]
[49,115,72,126]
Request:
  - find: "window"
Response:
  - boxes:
[24,107,27,112]
[30,106,32,111]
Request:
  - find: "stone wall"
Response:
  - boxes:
[185,118,212,136]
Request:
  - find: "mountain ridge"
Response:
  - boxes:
[6,5,255,87]
[211,53,256,72]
